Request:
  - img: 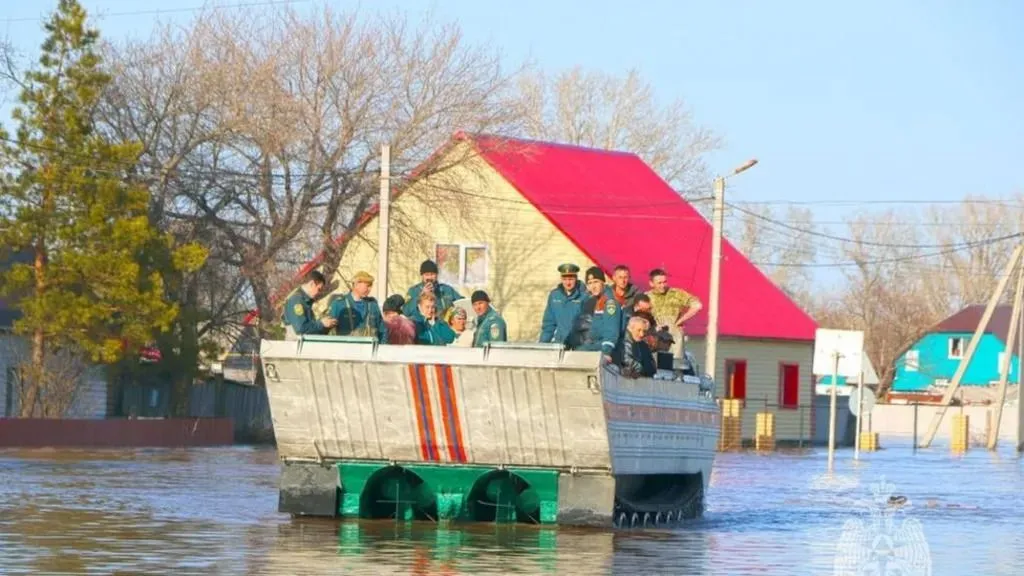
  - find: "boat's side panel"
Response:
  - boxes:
[263,356,611,470]
[601,369,720,478]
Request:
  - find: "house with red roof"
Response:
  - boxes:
[273,133,819,443]
[891,304,1021,397]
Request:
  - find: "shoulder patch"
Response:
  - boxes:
[605,300,617,316]
[490,323,500,339]
[293,303,305,316]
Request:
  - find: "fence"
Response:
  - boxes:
[868,402,1021,449]
[119,378,274,444]
[714,396,827,451]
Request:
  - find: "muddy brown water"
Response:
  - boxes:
[0,443,1021,574]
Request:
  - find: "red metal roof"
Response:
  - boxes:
[251,132,818,341]
[933,304,1014,342]
[470,134,817,341]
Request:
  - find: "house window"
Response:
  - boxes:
[778,363,800,409]
[998,351,1011,375]
[948,337,964,359]
[724,359,747,402]
[434,243,488,287]
[904,350,920,372]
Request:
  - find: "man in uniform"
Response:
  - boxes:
[539,263,585,346]
[282,270,337,339]
[646,268,702,360]
[327,271,384,341]
[611,264,639,316]
[471,290,507,347]
[572,266,624,360]
[402,259,462,318]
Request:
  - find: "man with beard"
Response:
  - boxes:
[402,259,462,318]
[539,263,585,346]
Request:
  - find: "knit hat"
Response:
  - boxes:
[471,290,490,303]
[382,294,405,313]
[585,266,605,283]
[420,260,439,275]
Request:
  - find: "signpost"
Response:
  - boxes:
[849,380,876,461]
[814,329,865,472]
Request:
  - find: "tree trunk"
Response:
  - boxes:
[20,245,48,418]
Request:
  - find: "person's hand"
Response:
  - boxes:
[322,317,337,328]
[602,354,613,364]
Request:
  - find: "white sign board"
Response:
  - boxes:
[813,329,864,379]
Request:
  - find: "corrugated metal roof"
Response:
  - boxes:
[934,304,1015,342]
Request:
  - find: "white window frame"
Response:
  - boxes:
[948,337,964,359]
[904,350,919,372]
[433,242,489,288]
[998,351,1010,375]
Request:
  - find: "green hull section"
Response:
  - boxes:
[337,461,560,524]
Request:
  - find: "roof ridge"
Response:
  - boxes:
[456,130,642,159]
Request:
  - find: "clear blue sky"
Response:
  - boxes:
[3,0,1022,229]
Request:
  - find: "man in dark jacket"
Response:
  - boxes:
[539,263,585,346]
[571,266,624,360]
[402,259,462,318]
[614,316,657,378]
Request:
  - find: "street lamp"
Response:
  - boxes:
[705,158,759,382]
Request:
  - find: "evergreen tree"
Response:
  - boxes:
[0,0,205,416]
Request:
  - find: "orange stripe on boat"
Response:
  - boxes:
[445,365,468,462]
[434,365,459,462]
[407,364,430,460]
[417,364,440,461]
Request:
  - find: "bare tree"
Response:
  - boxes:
[102,5,527,338]
[511,67,722,197]
[729,203,818,302]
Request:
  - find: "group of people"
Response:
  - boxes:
[281,258,703,377]
[282,259,507,348]
[538,263,701,378]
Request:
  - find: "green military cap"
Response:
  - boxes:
[557,263,580,276]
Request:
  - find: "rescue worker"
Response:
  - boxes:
[614,315,657,378]
[571,266,624,360]
[282,270,337,339]
[413,291,457,345]
[327,271,384,341]
[611,264,639,316]
[402,259,462,318]
[539,263,585,346]
[471,290,507,347]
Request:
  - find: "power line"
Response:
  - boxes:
[728,201,1023,250]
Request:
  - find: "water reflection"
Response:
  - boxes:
[0,444,1021,574]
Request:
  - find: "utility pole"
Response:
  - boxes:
[705,158,758,381]
[988,252,1024,449]
[828,350,841,472]
[919,243,1024,448]
[376,144,391,303]
[706,176,725,381]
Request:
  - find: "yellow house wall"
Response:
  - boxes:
[687,337,815,443]
[319,143,595,341]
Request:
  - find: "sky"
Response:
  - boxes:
[2,0,1023,272]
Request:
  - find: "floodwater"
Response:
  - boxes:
[0,443,1021,575]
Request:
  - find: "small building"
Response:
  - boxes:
[892,304,1020,399]
[269,133,819,444]
[0,251,107,419]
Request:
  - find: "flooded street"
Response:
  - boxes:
[1,443,1021,575]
